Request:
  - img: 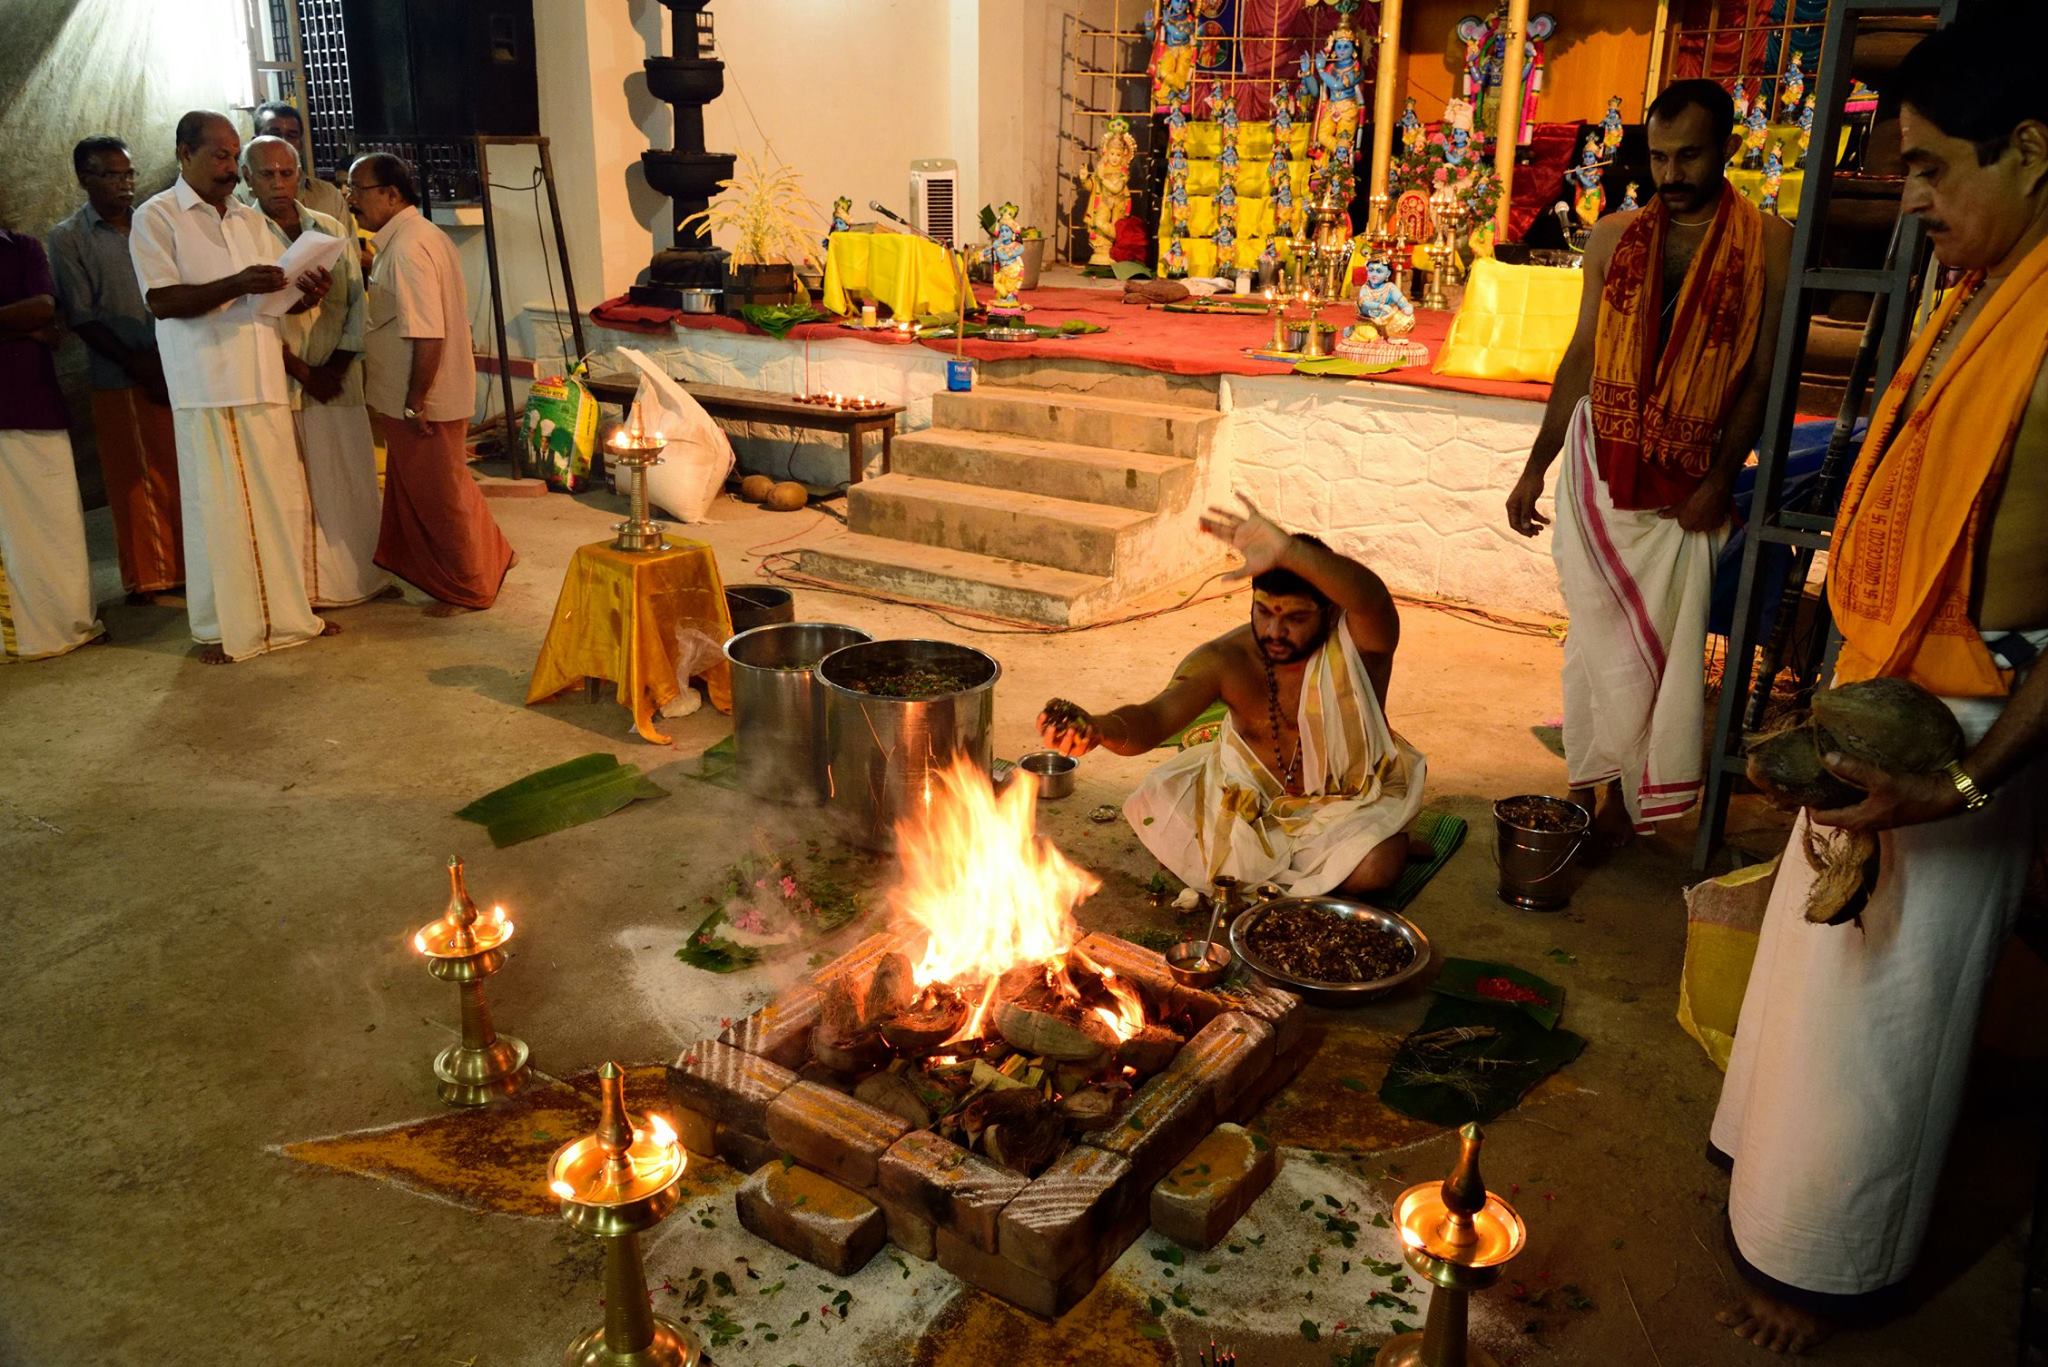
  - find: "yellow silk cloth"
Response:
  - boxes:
[526,540,734,744]
[1432,259,1583,383]
[1829,233,2048,698]
[822,232,962,320]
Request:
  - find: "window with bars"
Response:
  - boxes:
[1665,0,1826,118]
[297,0,354,179]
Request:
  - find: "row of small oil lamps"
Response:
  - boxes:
[411,856,1525,1367]
[413,857,702,1365]
[797,391,890,412]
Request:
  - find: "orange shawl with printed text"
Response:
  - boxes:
[1590,191,1766,510]
[1829,233,2048,698]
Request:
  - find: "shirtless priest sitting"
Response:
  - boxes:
[1038,500,1425,896]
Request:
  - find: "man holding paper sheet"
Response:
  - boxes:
[246,134,389,609]
[132,110,336,663]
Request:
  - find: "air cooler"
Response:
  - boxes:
[910,158,958,248]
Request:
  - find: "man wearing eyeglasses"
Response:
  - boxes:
[47,135,185,604]
[348,152,513,611]
[245,134,389,611]
[131,109,336,664]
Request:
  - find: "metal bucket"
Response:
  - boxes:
[725,585,795,637]
[1493,796,1591,911]
[724,623,872,802]
[817,639,1000,851]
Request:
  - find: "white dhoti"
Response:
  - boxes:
[1712,684,2046,1295]
[0,429,103,662]
[1553,397,1725,829]
[1126,615,1426,894]
[295,402,389,607]
[172,404,324,661]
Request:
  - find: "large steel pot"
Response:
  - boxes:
[725,623,871,802]
[817,639,1000,850]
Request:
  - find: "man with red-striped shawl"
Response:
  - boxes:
[1505,79,1791,848]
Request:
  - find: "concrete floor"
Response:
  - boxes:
[0,477,2033,1366]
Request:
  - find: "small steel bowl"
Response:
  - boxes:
[1166,939,1234,989]
[1018,750,1076,800]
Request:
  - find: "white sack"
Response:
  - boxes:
[612,349,734,523]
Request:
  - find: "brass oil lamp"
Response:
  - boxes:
[413,856,530,1106]
[606,419,670,552]
[549,1062,699,1367]
[1375,1123,1527,1367]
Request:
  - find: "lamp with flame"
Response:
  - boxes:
[547,1062,699,1366]
[607,411,670,552]
[1374,1123,1526,1367]
[412,856,530,1107]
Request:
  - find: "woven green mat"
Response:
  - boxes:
[1364,809,1467,913]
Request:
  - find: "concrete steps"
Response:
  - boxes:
[798,531,1115,624]
[797,377,1229,626]
[891,429,1194,512]
[848,473,1150,577]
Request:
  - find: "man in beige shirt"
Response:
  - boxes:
[348,152,511,610]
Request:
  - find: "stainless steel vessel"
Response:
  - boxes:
[724,623,872,802]
[816,639,1000,850]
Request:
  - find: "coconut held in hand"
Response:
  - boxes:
[1744,678,1963,924]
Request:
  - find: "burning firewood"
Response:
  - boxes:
[854,1072,934,1128]
[985,1106,1065,1176]
[992,998,1116,1063]
[861,951,917,1019]
[1115,1023,1184,1075]
[813,979,888,1074]
[1057,1087,1122,1131]
[879,989,969,1056]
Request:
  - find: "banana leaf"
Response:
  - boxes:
[1291,357,1403,379]
[1431,957,1565,1030]
[457,753,667,847]
[740,303,828,339]
[1378,995,1586,1127]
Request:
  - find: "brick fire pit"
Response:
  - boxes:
[667,931,1309,1316]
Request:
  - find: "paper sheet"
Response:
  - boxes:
[257,230,346,317]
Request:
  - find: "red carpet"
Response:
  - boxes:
[601,285,1552,405]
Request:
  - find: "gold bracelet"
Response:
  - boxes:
[1943,761,1990,811]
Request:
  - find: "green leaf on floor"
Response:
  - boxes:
[456,753,667,847]
[677,908,762,973]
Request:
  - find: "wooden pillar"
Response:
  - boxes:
[1644,0,1673,114]
[1492,0,1529,239]
[1368,0,1406,201]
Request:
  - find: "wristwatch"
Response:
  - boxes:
[1943,760,1990,811]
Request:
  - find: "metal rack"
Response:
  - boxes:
[1692,0,1960,872]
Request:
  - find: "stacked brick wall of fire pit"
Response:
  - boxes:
[665,932,1306,1315]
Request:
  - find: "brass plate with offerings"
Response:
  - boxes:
[1228,895,1430,1005]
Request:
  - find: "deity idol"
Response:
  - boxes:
[1354,256,1416,336]
[1569,132,1604,227]
[1399,97,1425,155]
[1297,51,1319,110]
[1796,92,1816,168]
[1759,141,1784,214]
[1258,238,1279,283]
[1166,102,1189,148]
[1084,116,1137,266]
[1271,143,1294,214]
[1600,95,1625,157]
[983,201,1028,311]
[1742,100,1769,169]
[1165,235,1188,279]
[1620,180,1640,212]
[1779,53,1805,120]
[1216,88,1241,174]
[1148,0,1197,109]
[823,195,852,251]
[1458,6,1556,145]
[1273,85,1294,139]
[1444,125,1473,168]
[1313,20,1364,174]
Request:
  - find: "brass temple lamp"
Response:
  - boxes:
[1374,1123,1527,1367]
[606,420,671,553]
[413,856,531,1106]
[549,1062,699,1367]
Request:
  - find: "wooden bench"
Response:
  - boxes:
[582,373,903,487]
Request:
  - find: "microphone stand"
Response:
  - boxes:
[870,200,972,358]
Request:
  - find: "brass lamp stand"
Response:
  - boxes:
[549,1062,699,1367]
[607,425,670,553]
[413,856,531,1106]
[1375,1123,1527,1367]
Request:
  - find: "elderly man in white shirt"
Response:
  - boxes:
[132,110,336,664]
[245,134,388,609]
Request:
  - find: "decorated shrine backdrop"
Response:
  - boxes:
[1155,118,1313,277]
[1666,0,1825,117]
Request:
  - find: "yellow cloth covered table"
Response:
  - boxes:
[525,540,734,745]
[1433,259,1584,384]
[822,231,962,319]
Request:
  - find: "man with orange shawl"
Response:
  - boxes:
[1507,80,1790,846]
[1710,13,2048,1355]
